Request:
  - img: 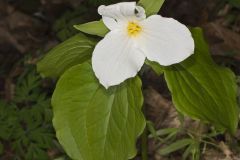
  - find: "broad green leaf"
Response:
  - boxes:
[138,0,165,16]
[52,62,145,160]
[159,138,193,155]
[37,33,96,78]
[164,28,239,134]
[74,20,109,37]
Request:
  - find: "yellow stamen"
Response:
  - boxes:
[127,22,142,37]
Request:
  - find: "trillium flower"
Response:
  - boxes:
[92,2,194,88]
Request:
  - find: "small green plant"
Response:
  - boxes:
[0,66,55,160]
[147,121,222,160]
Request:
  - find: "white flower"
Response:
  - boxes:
[92,2,194,89]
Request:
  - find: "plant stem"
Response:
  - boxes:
[141,103,148,160]
[141,127,148,160]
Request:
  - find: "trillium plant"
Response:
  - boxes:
[37,0,239,160]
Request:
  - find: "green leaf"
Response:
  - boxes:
[228,0,240,8]
[145,60,164,75]
[146,121,158,139]
[52,62,145,160]
[138,0,165,16]
[155,128,179,137]
[37,33,96,78]
[164,28,239,134]
[74,20,109,37]
[159,138,193,155]
[182,143,196,160]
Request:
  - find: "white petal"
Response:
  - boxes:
[98,2,136,20]
[102,16,118,30]
[136,6,146,19]
[92,30,145,88]
[138,15,194,66]
[98,2,146,30]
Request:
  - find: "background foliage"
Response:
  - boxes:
[0,64,55,160]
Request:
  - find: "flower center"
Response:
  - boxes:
[127,22,142,37]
